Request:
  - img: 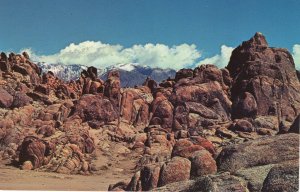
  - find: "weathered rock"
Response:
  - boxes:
[19,136,54,169]
[0,88,13,108]
[155,173,248,192]
[175,69,193,81]
[288,115,300,133]
[262,160,299,192]
[171,139,204,158]
[230,119,254,132]
[11,92,33,108]
[172,81,232,129]
[48,144,88,174]
[158,156,191,187]
[232,92,257,119]
[228,32,300,121]
[21,160,34,170]
[36,125,55,137]
[217,133,299,172]
[104,70,121,109]
[150,98,174,130]
[120,87,153,128]
[70,94,118,126]
[234,164,275,192]
[126,171,142,191]
[140,164,162,190]
[190,149,217,177]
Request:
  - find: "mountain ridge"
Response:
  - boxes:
[37,62,176,87]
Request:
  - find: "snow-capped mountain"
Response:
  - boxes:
[38,63,176,87]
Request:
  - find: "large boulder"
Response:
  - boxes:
[0,88,13,108]
[217,133,299,172]
[70,94,118,127]
[150,94,174,130]
[227,32,300,121]
[120,87,153,128]
[261,160,299,192]
[140,164,162,191]
[158,156,191,187]
[19,136,54,169]
[171,81,232,130]
[190,149,217,177]
[155,173,248,192]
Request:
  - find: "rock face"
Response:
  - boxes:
[228,32,300,122]
[217,133,299,172]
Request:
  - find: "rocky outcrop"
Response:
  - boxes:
[120,86,153,129]
[70,94,118,128]
[104,70,121,110]
[228,32,300,122]
[19,136,54,170]
[261,160,299,192]
[217,133,299,172]
[0,33,299,191]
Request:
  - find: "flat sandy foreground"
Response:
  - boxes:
[0,164,130,191]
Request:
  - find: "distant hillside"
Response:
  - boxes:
[38,62,176,87]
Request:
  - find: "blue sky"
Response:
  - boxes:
[0,0,299,69]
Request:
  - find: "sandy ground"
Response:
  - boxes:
[0,156,134,191]
[0,141,139,191]
[0,165,122,190]
[0,127,142,191]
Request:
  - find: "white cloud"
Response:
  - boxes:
[292,44,300,69]
[197,45,234,68]
[23,41,201,70]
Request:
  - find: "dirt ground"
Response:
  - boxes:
[0,134,140,191]
[0,154,135,191]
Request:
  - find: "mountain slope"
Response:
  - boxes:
[38,62,176,86]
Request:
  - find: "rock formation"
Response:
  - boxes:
[0,32,299,192]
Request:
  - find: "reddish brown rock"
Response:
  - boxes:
[120,87,153,128]
[227,32,300,121]
[171,80,231,131]
[171,139,204,159]
[230,119,254,133]
[36,125,55,137]
[140,164,162,190]
[104,70,121,109]
[19,136,54,169]
[191,136,216,156]
[11,91,33,108]
[190,149,217,177]
[0,88,13,108]
[232,92,257,119]
[150,98,174,130]
[158,156,191,187]
[70,94,118,127]
[175,68,193,82]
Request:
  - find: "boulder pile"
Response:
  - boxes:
[0,33,299,192]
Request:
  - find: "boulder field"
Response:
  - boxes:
[0,33,299,192]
